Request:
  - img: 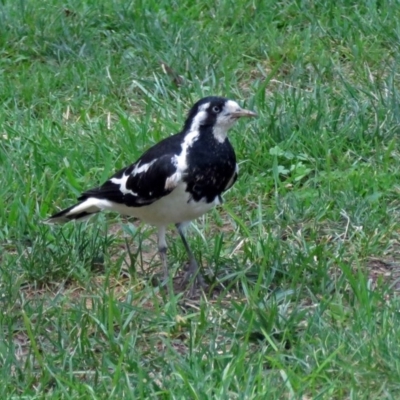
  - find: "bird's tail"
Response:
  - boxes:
[45,197,102,224]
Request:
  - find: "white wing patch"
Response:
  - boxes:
[132,159,157,176]
[110,159,159,197]
[165,170,182,190]
[110,174,138,196]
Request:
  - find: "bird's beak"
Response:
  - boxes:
[231,108,258,118]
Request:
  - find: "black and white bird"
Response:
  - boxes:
[47,96,257,295]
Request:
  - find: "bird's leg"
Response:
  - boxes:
[176,223,206,296]
[157,226,169,282]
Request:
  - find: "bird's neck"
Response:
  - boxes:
[211,125,228,143]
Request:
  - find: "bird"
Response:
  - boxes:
[46,96,257,296]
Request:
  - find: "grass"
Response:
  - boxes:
[1,0,400,397]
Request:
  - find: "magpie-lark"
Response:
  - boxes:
[47,96,257,295]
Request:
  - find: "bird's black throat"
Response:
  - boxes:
[184,125,237,203]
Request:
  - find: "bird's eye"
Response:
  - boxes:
[212,105,221,113]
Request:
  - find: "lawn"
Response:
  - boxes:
[1,0,400,398]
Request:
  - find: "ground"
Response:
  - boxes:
[2,0,400,398]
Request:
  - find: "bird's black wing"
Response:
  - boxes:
[79,132,185,207]
[79,155,179,207]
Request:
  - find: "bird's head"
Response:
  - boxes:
[183,96,257,142]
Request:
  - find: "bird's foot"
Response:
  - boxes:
[180,260,207,297]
